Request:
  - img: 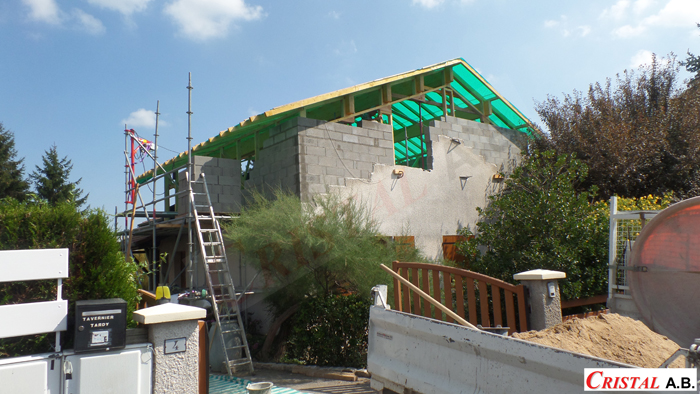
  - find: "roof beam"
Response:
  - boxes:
[333,84,447,124]
[448,88,485,119]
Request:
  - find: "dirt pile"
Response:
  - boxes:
[512,313,684,368]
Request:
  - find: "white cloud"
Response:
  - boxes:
[86,0,153,16]
[164,0,264,40]
[600,0,630,20]
[630,49,654,67]
[328,11,340,19]
[334,40,357,56]
[578,25,592,37]
[543,16,590,38]
[247,108,260,117]
[73,9,105,35]
[611,0,700,38]
[412,0,444,9]
[122,109,162,129]
[613,24,647,37]
[21,0,105,35]
[633,0,654,15]
[22,0,61,24]
[643,0,700,28]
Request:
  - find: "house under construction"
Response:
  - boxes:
[121,58,536,338]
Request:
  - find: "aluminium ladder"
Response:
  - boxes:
[189,173,254,375]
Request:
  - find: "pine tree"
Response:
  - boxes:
[0,123,30,201]
[31,144,88,208]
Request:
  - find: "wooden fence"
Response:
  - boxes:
[392,261,528,334]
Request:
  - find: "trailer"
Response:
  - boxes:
[367,304,638,394]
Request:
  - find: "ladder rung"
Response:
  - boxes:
[226,345,248,350]
[221,329,243,335]
[229,360,252,367]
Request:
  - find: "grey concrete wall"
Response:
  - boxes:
[178,156,241,214]
[298,119,394,201]
[427,116,526,169]
[244,117,302,196]
[149,319,199,394]
[332,116,524,259]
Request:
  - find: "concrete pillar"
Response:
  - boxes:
[513,269,566,330]
[133,303,206,394]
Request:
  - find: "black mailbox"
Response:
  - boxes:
[74,298,127,353]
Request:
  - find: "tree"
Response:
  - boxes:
[458,151,609,300]
[0,201,142,356]
[681,23,700,78]
[535,54,700,200]
[30,144,88,208]
[0,123,29,200]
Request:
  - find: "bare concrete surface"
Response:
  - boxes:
[241,369,376,394]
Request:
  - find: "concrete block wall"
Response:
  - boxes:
[427,116,526,170]
[178,156,241,214]
[244,117,302,196]
[297,119,395,201]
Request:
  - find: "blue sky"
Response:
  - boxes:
[1,0,699,221]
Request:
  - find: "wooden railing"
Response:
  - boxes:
[392,261,528,334]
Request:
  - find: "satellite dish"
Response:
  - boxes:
[628,196,700,347]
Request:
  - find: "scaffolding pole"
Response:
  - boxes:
[186,72,194,290]
[153,100,160,290]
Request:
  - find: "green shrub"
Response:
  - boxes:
[0,199,141,357]
[457,151,609,300]
[285,294,370,368]
[458,150,676,302]
[225,189,421,315]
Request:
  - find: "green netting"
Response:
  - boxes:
[450,81,479,105]
[394,135,428,168]
[142,59,535,183]
[425,91,444,103]
[491,99,526,128]
[453,64,496,100]
[489,114,508,128]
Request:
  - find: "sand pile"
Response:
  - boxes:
[512,313,684,368]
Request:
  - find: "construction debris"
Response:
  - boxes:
[512,313,684,368]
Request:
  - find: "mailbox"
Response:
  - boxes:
[74,298,127,353]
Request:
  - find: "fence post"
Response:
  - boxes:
[513,269,566,330]
[133,303,206,394]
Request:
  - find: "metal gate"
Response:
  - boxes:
[0,249,152,394]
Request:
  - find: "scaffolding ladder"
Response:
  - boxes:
[190,173,254,375]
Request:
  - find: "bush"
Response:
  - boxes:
[225,189,422,364]
[285,294,370,368]
[225,189,421,315]
[0,199,141,357]
[457,151,609,300]
[458,150,676,302]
